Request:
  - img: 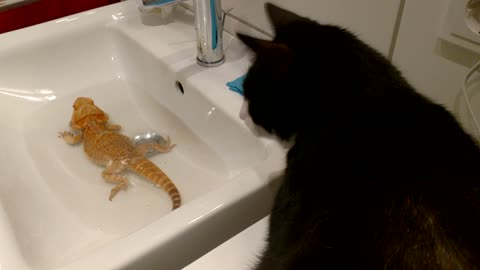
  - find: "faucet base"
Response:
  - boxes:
[196,56,225,68]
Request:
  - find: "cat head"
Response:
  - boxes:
[237,3,360,141]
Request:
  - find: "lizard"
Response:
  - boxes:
[58,97,181,210]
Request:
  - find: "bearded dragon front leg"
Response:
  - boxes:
[58,131,83,144]
[135,136,176,156]
[102,161,129,200]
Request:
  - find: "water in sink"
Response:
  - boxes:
[15,79,251,269]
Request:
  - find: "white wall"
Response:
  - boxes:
[392,0,480,136]
[392,0,473,126]
[222,0,402,56]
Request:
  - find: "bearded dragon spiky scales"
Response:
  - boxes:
[58,97,181,210]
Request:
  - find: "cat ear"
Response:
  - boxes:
[237,33,273,52]
[237,33,289,52]
[265,3,304,31]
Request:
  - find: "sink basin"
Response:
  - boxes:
[0,2,284,269]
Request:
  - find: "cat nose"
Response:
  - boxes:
[239,101,248,120]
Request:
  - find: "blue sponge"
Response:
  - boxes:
[226,74,246,96]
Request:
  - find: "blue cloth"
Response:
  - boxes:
[144,0,177,6]
[226,74,246,96]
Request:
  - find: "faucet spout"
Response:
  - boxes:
[193,0,225,67]
[139,0,225,67]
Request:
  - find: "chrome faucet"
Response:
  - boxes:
[142,0,225,67]
[193,0,225,67]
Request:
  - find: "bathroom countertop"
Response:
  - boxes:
[183,217,269,270]
[0,0,39,12]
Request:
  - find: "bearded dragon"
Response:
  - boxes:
[58,97,181,210]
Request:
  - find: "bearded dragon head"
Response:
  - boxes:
[70,97,109,130]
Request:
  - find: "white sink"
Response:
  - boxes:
[0,2,285,269]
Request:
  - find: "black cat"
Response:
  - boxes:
[237,3,480,270]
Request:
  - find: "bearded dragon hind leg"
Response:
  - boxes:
[135,136,176,156]
[151,136,176,153]
[102,162,129,200]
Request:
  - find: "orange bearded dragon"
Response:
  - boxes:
[58,97,181,210]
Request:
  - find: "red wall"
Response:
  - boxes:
[0,0,120,34]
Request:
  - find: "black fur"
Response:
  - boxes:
[238,3,480,269]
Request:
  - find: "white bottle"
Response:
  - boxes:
[137,0,177,26]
